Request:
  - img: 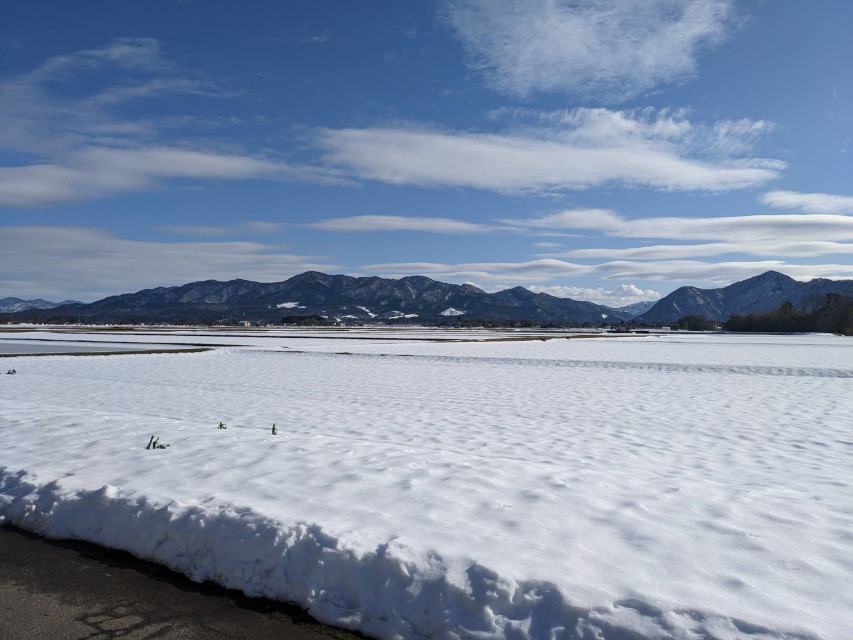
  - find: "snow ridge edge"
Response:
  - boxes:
[0,468,816,640]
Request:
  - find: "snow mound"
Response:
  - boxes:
[440,307,465,316]
[0,470,814,640]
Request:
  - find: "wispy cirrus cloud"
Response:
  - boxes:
[83,77,237,108]
[3,39,178,160]
[0,226,336,300]
[442,0,737,100]
[316,108,781,194]
[151,221,285,237]
[760,190,853,215]
[308,215,493,234]
[29,37,167,78]
[0,39,339,207]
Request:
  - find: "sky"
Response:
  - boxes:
[1,0,852,306]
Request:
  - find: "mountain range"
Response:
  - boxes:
[0,297,82,314]
[4,270,852,326]
[11,272,633,325]
[611,300,656,317]
[637,271,853,322]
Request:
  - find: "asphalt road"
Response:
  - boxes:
[0,525,364,640]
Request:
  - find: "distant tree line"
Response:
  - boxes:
[724,294,853,335]
[439,317,538,328]
[280,314,332,326]
[674,315,718,331]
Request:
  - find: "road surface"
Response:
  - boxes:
[0,525,363,640]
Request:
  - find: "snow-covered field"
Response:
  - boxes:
[1,329,851,639]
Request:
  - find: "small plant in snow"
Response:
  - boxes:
[217,421,227,429]
[145,435,169,450]
[272,423,278,435]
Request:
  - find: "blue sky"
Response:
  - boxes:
[2,0,852,305]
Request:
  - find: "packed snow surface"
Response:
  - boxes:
[1,329,852,639]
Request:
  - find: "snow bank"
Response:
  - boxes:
[1,470,819,640]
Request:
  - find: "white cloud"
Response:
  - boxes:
[528,283,662,306]
[556,241,853,260]
[503,209,624,229]
[760,190,853,215]
[316,108,781,194]
[442,0,737,100]
[0,148,324,207]
[533,242,561,249]
[0,226,337,301]
[308,215,492,234]
[508,210,853,241]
